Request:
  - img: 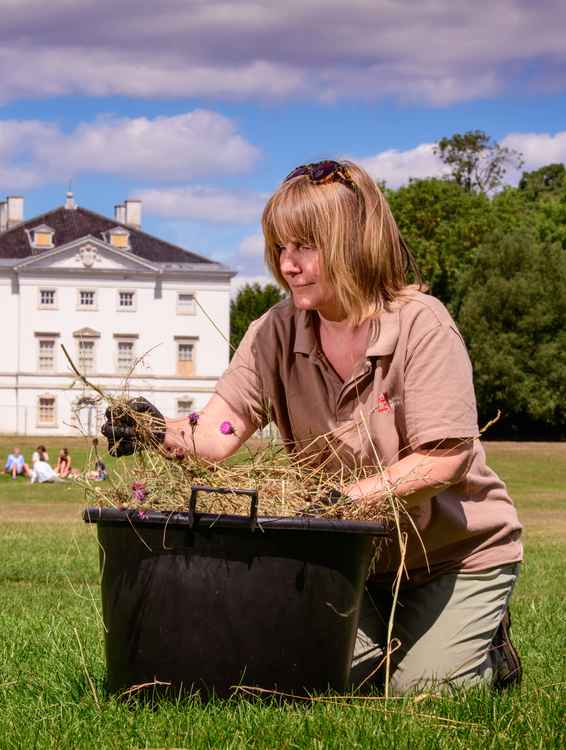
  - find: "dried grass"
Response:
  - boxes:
[81,414,403,525]
[62,344,403,525]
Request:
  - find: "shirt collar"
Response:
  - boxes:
[293,309,317,354]
[293,307,400,357]
[366,308,400,356]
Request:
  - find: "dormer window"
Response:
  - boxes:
[27,224,55,250]
[105,226,130,250]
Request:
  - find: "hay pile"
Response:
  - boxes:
[64,344,400,527]
[82,395,397,526]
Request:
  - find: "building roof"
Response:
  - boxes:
[0,204,220,266]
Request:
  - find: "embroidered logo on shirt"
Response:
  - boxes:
[376,393,391,413]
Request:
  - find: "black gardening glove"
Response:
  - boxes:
[302,488,349,516]
[101,397,166,457]
[325,489,349,505]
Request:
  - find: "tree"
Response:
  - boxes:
[500,169,566,250]
[387,178,493,311]
[458,228,566,438]
[386,149,566,436]
[230,282,285,355]
[434,130,523,194]
[518,163,566,202]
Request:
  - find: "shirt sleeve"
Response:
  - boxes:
[214,319,270,428]
[403,322,480,450]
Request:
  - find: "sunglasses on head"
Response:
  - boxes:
[284,160,357,192]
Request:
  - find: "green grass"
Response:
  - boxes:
[0,438,565,749]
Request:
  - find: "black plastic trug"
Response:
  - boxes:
[83,501,388,698]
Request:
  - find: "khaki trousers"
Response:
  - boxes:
[350,563,520,695]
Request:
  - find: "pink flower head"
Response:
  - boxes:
[137,510,147,519]
[220,420,235,435]
[131,481,147,502]
[188,412,200,426]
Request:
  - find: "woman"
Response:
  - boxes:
[55,448,72,478]
[30,445,58,484]
[4,447,31,479]
[103,160,522,694]
[31,445,49,465]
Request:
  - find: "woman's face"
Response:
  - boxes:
[279,241,343,320]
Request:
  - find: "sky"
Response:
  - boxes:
[1,0,565,290]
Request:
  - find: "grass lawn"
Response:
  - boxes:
[0,437,564,749]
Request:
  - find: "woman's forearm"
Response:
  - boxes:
[343,440,474,509]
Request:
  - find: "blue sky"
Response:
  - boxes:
[1,0,565,288]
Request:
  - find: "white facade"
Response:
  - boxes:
[0,223,234,436]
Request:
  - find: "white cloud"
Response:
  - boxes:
[56,111,258,180]
[0,165,39,191]
[0,111,259,191]
[0,47,305,104]
[0,120,58,159]
[355,143,449,188]
[501,131,566,170]
[239,232,265,257]
[0,1,564,104]
[0,120,60,189]
[354,132,566,188]
[318,63,501,107]
[137,187,265,223]
[226,231,270,282]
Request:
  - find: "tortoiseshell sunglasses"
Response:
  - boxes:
[284,160,357,192]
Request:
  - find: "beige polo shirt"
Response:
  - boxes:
[215,292,523,580]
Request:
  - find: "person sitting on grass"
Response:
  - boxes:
[101,159,523,695]
[30,445,59,484]
[4,447,31,479]
[31,444,49,464]
[55,448,72,478]
[86,459,108,481]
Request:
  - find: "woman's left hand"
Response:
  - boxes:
[343,439,474,508]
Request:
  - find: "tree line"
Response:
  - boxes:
[231,132,566,439]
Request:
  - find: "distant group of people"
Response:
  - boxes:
[3,445,108,483]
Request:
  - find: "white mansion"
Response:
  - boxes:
[0,193,235,436]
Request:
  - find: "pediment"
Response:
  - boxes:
[14,236,159,272]
[73,327,101,338]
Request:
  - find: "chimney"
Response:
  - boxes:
[65,191,76,210]
[0,202,7,233]
[7,196,24,229]
[114,204,126,223]
[124,199,141,229]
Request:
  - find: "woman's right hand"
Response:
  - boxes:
[101,397,166,457]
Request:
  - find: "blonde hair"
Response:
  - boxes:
[262,160,422,324]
